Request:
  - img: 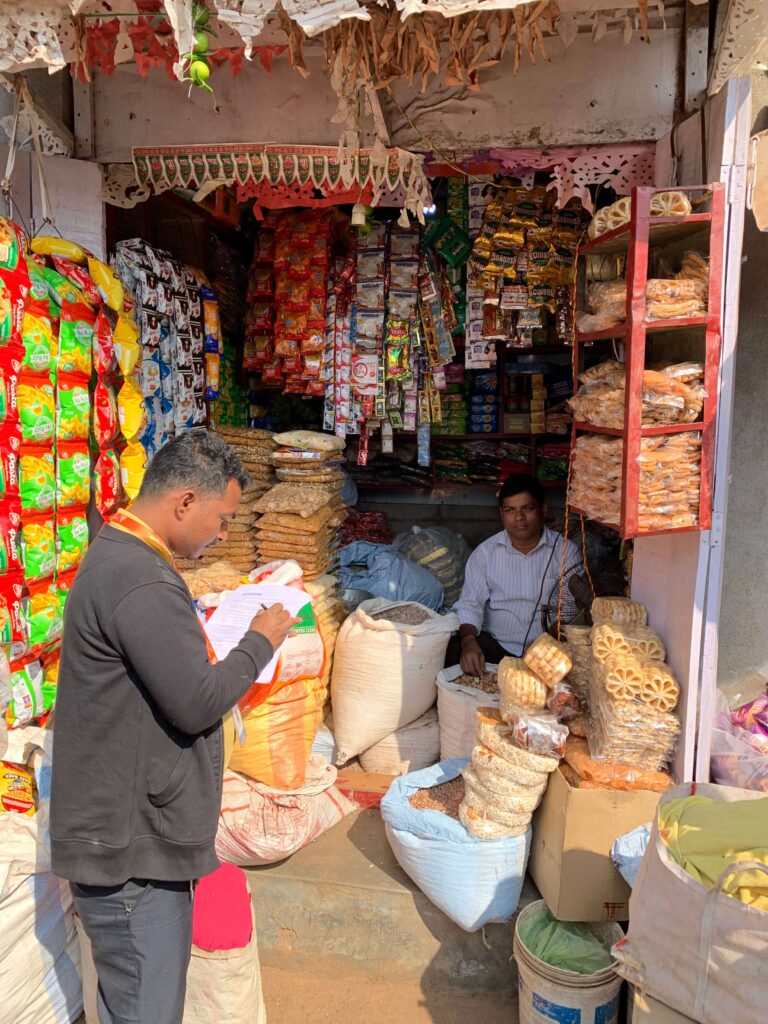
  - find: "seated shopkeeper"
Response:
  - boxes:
[447,474,581,674]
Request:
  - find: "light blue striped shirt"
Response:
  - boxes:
[454,526,582,655]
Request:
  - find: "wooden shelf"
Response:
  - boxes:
[574,421,705,437]
[576,316,709,344]
[568,504,701,539]
[579,213,712,256]
[570,184,724,537]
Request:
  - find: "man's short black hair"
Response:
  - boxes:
[138,427,250,501]
[498,473,546,507]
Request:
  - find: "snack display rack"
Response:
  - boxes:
[570,184,726,538]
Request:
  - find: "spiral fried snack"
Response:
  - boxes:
[591,623,633,662]
[600,654,644,700]
[639,659,680,712]
[591,596,648,627]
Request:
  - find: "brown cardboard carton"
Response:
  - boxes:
[528,767,660,922]
[631,990,697,1023]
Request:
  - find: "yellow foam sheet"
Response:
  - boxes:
[660,795,768,909]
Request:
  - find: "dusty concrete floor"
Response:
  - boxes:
[262,963,518,1024]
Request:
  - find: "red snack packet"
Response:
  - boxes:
[93,308,116,376]
[261,360,284,386]
[0,424,22,500]
[94,447,122,516]
[50,256,101,307]
[92,379,119,448]
[0,499,22,572]
[0,569,26,646]
[281,352,302,375]
[0,343,23,427]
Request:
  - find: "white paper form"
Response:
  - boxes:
[205,583,310,684]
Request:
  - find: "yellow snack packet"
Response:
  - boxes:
[120,440,147,502]
[117,379,146,442]
[30,236,86,265]
[87,257,124,312]
[113,316,141,376]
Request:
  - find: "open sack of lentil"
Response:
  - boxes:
[380,759,531,932]
[330,599,458,765]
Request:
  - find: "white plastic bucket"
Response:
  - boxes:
[514,901,624,1024]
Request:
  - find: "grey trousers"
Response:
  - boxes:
[72,878,194,1024]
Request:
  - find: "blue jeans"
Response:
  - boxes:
[72,878,194,1024]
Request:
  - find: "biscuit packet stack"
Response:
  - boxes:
[252,430,348,581]
[193,425,275,574]
[586,597,681,771]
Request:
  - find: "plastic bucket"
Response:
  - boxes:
[513,901,624,1024]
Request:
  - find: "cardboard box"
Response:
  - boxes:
[504,413,531,434]
[631,990,697,1023]
[528,767,660,922]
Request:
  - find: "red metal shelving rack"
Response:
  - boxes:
[570,184,725,539]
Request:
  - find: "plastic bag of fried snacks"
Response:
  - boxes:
[590,596,648,627]
[498,657,548,712]
[522,633,572,688]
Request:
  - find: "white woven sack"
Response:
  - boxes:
[614,782,768,1024]
[436,664,500,759]
[215,767,356,866]
[0,814,83,1024]
[331,599,457,763]
[359,707,440,775]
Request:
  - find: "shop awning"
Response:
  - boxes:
[103,142,433,218]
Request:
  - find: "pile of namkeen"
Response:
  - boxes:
[424,593,682,841]
[568,360,705,431]
[253,430,348,580]
[569,432,701,531]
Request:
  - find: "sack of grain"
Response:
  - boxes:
[215,762,355,865]
[381,760,531,932]
[331,599,458,763]
[437,665,500,759]
[359,707,440,775]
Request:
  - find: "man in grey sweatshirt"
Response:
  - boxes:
[51,428,296,1024]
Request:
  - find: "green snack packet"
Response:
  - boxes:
[56,509,89,572]
[19,447,55,512]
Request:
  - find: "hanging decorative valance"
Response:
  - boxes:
[102,143,433,218]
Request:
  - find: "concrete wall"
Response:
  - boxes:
[89,24,681,161]
[716,76,768,702]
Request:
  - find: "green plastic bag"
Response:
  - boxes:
[517,906,614,975]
